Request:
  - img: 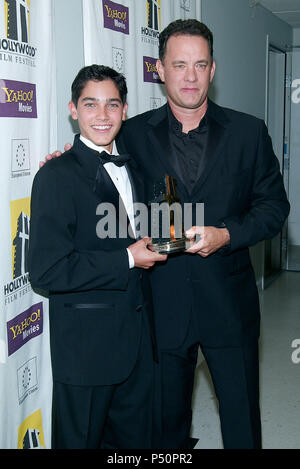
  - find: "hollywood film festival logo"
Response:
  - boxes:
[141,0,161,46]
[4,198,32,307]
[18,409,45,449]
[0,0,37,67]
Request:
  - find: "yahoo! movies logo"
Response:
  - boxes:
[7,302,43,356]
[102,0,129,35]
[0,79,37,117]
[143,56,162,84]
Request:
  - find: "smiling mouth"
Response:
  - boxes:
[92,125,112,131]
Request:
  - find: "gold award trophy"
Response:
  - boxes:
[148,175,188,254]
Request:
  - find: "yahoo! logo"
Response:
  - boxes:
[143,56,162,84]
[0,79,37,117]
[102,0,129,35]
[7,302,43,356]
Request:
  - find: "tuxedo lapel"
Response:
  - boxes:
[147,105,178,179]
[73,135,133,236]
[189,101,231,198]
[125,161,144,206]
[190,120,228,197]
[125,160,150,239]
[94,163,121,209]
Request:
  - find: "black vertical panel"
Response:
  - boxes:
[6,0,18,40]
[20,3,28,43]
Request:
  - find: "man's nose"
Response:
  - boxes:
[185,66,197,82]
[95,105,109,120]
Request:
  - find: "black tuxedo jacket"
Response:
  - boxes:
[117,100,290,349]
[28,136,154,386]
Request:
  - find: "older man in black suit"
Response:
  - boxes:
[116,20,290,449]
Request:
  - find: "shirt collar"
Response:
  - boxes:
[167,102,209,136]
[79,135,118,155]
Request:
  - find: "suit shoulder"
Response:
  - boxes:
[33,150,77,185]
[218,104,264,129]
[39,149,77,173]
[123,107,163,129]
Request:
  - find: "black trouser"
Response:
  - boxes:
[51,316,154,449]
[152,320,261,449]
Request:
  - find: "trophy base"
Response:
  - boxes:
[149,238,187,254]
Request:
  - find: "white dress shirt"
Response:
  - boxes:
[80,135,135,268]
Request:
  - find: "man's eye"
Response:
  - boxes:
[85,103,95,107]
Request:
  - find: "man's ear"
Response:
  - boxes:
[156,59,165,83]
[68,101,78,120]
[210,60,216,83]
[122,102,128,121]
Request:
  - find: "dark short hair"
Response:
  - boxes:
[159,19,214,62]
[71,64,128,106]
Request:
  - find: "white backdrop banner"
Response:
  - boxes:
[0,0,56,449]
[82,0,201,118]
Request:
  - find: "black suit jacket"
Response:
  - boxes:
[28,136,154,386]
[117,100,290,349]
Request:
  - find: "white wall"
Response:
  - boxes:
[288,28,300,247]
[53,0,85,150]
[293,28,300,44]
[202,0,292,118]
[201,0,292,284]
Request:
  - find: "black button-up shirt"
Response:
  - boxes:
[167,104,209,192]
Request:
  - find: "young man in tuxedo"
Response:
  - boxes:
[28,65,166,449]
[44,20,290,449]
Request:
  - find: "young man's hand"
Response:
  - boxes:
[128,237,167,269]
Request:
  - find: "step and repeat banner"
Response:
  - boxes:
[82,0,202,118]
[0,0,56,449]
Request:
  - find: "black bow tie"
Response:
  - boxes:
[93,151,131,200]
[98,151,130,167]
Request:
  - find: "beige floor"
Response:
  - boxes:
[190,271,300,449]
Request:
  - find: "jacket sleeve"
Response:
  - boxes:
[28,165,130,293]
[223,120,290,252]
